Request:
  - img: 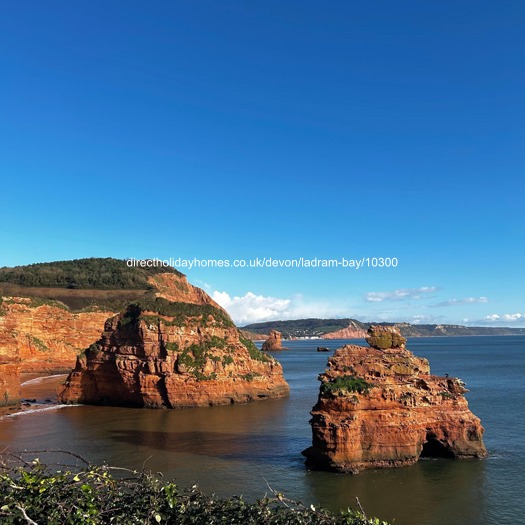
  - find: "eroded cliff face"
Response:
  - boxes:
[0,298,114,373]
[147,273,221,307]
[321,321,367,340]
[58,295,289,408]
[303,326,486,473]
[0,273,224,375]
[0,308,20,405]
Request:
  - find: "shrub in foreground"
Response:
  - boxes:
[0,453,390,525]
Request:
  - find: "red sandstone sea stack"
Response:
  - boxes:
[58,282,289,408]
[262,330,286,351]
[302,325,486,473]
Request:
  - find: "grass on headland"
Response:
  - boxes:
[0,451,391,525]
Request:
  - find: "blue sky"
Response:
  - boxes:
[1,1,524,326]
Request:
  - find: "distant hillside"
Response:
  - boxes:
[378,322,525,337]
[243,319,525,338]
[242,318,368,339]
[0,258,182,311]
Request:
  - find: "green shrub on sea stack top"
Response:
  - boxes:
[320,375,374,396]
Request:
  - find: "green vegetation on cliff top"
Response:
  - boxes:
[0,258,182,289]
[121,297,235,328]
[0,258,183,312]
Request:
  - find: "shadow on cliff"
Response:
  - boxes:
[110,429,294,466]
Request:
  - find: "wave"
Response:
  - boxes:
[1,404,81,419]
[21,374,67,387]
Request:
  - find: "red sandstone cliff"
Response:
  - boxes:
[0,272,221,374]
[57,277,289,408]
[0,297,114,373]
[0,306,20,405]
[303,326,486,473]
[321,321,367,340]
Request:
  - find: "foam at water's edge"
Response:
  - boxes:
[0,404,81,419]
[21,374,67,387]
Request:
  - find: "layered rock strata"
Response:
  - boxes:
[303,326,486,473]
[58,297,289,408]
[0,297,113,373]
[0,307,20,405]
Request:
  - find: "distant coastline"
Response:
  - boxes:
[243,318,525,340]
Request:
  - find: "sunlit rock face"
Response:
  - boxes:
[58,274,289,408]
[303,326,486,473]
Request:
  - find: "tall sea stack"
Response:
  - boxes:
[58,273,289,408]
[303,326,486,473]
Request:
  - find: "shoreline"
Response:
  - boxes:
[0,373,67,419]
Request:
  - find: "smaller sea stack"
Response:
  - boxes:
[262,330,286,351]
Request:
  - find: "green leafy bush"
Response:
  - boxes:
[0,454,391,525]
[240,336,271,363]
[320,376,374,396]
[164,342,180,352]
[119,298,234,329]
[222,355,234,366]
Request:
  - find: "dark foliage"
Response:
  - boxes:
[120,297,235,328]
[0,452,390,525]
[0,258,182,290]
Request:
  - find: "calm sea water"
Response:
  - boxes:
[1,336,524,525]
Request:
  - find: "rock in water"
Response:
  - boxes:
[302,326,486,473]
[262,330,286,351]
[57,282,289,408]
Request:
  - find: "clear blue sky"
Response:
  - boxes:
[1,1,524,326]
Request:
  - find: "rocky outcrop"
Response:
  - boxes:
[303,326,486,473]
[58,290,289,408]
[321,321,367,340]
[0,297,114,373]
[0,308,20,406]
[365,325,407,349]
[262,330,286,351]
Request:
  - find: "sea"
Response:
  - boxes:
[1,336,524,525]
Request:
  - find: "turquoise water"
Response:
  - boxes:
[1,336,523,525]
